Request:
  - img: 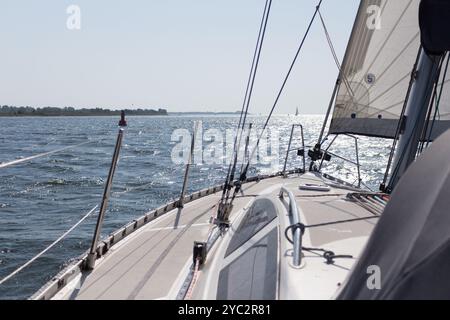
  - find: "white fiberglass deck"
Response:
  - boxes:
[51,172,378,300]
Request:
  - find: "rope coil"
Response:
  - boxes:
[284,214,380,265]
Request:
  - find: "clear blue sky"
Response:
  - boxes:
[0,0,359,114]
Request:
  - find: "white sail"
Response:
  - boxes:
[329,0,422,139]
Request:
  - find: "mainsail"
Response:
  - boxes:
[329,0,450,140]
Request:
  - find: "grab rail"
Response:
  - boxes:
[279,186,302,266]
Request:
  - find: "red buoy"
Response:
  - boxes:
[119,110,127,127]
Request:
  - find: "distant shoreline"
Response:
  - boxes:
[0,106,322,117]
[0,107,249,117]
[0,106,168,117]
[168,112,245,116]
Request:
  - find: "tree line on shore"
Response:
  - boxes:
[0,105,168,117]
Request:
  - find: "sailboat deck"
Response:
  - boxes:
[50,172,379,300]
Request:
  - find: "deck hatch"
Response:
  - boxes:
[217,228,278,300]
[225,198,277,257]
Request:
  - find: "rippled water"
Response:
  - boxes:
[0,115,391,299]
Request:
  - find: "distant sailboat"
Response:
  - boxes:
[295,107,299,116]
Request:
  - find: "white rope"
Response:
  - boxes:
[0,140,94,169]
[0,205,98,286]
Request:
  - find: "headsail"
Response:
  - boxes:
[329,0,425,139]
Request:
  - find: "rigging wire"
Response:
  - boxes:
[237,0,324,195]
[220,0,272,206]
[424,52,450,148]
[0,140,95,169]
[314,7,357,149]
[381,48,422,191]
[318,10,341,71]
[387,52,445,190]
[417,56,446,155]
[317,8,354,99]
[0,205,98,286]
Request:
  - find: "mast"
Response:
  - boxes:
[388,52,443,190]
